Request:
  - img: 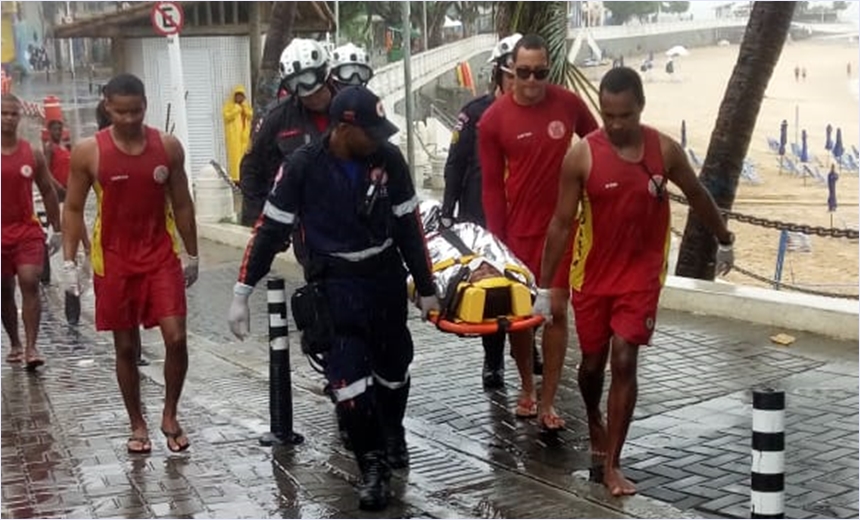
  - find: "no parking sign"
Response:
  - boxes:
[151,1,185,36]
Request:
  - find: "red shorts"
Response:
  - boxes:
[506,235,573,290]
[94,260,186,331]
[572,289,661,354]
[1,237,45,277]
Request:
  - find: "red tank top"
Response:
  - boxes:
[92,126,179,276]
[49,142,71,187]
[570,126,671,295]
[1,139,45,246]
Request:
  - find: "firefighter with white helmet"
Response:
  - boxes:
[239,38,336,226]
[329,42,374,87]
[441,32,544,389]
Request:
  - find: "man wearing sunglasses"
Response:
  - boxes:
[538,67,734,497]
[229,86,439,511]
[239,38,335,227]
[478,33,599,432]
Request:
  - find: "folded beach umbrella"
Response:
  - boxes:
[833,128,844,165]
[825,123,833,151]
[800,130,809,163]
[779,120,788,156]
[680,119,687,149]
[827,165,838,213]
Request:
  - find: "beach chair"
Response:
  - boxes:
[852,145,859,159]
[842,154,859,173]
[801,165,824,185]
[767,137,781,153]
[741,161,763,185]
[782,157,801,176]
[791,142,802,159]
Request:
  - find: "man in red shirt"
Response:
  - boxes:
[538,67,734,496]
[63,74,199,455]
[1,94,62,369]
[45,119,91,253]
[478,34,598,429]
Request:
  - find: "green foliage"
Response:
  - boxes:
[663,1,690,14]
[603,1,660,23]
[497,2,599,113]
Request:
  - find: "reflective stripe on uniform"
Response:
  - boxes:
[330,238,393,261]
[373,371,410,390]
[263,201,296,225]
[392,195,419,217]
[333,376,373,402]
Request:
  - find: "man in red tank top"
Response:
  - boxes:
[478,34,598,430]
[538,68,735,496]
[1,94,62,370]
[62,74,199,455]
[45,119,91,253]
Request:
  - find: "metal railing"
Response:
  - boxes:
[569,18,747,40]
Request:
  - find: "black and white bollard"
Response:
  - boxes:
[259,277,304,447]
[751,388,785,519]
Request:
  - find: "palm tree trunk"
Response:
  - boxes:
[253,1,297,115]
[675,2,797,280]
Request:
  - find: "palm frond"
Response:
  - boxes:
[500,1,600,114]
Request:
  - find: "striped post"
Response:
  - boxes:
[751,388,785,519]
[259,277,304,447]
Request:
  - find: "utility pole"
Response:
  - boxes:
[335,0,340,45]
[402,1,415,180]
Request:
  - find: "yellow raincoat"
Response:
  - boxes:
[222,85,253,181]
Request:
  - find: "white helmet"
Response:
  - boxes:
[330,43,374,86]
[279,38,330,97]
[488,33,523,68]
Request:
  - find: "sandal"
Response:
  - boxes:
[539,412,566,431]
[161,427,190,453]
[127,436,152,454]
[515,397,538,419]
[6,350,23,363]
[24,353,45,371]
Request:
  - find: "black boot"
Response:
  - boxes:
[376,381,411,469]
[482,332,505,388]
[357,450,391,511]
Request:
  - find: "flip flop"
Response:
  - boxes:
[24,355,45,371]
[161,427,190,453]
[539,412,566,432]
[514,398,538,419]
[127,436,152,454]
[6,351,24,363]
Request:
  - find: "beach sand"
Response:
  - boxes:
[585,38,859,296]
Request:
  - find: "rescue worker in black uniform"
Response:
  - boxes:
[239,38,334,227]
[440,34,544,389]
[228,86,440,511]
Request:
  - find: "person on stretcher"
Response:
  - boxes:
[410,200,543,334]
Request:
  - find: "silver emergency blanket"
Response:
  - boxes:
[412,200,536,302]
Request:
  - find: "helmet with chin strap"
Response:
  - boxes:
[278,38,330,97]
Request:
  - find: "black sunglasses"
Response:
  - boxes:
[515,67,550,80]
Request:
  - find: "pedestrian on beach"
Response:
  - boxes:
[1,94,62,370]
[62,74,199,455]
[478,33,599,431]
[538,67,735,497]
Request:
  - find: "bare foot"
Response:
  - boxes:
[6,347,24,363]
[588,416,608,457]
[603,467,637,496]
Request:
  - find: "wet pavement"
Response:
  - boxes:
[2,240,857,519]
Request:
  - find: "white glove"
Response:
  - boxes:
[533,287,552,325]
[47,230,62,256]
[418,294,441,321]
[715,243,734,276]
[228,283,253,340]
[184,255,199,288]
[61,260,79,296]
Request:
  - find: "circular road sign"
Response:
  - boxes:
[151,1,185,36]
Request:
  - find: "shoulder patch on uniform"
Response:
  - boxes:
[450,131,460,145]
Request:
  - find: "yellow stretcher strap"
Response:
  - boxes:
[432,255,477,273]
